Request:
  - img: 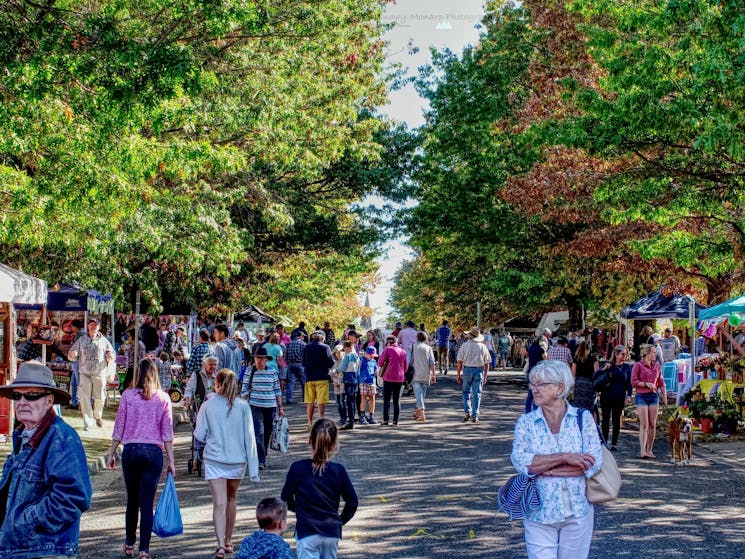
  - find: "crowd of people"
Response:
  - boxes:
[3,312,682,559]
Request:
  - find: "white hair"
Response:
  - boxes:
[529,360,574,400]
[203,355,218,365]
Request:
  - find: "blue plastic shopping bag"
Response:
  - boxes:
[153,473,183,538]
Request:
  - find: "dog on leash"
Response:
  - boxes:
[669,417,693,465]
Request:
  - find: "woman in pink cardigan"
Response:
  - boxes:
[631,344,667,459]
[107,358,175,559]
[377,335,408,425]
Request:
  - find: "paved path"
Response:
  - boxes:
[80,370,745,559]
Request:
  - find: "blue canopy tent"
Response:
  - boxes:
[620,288,707,392]
[17,283,115,342]
[619,289,707,320]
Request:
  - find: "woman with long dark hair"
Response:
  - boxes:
[594,345,633,451]
[107,358,175,559]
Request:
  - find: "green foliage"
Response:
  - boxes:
[0,0,405,318]
[392,0,745,325]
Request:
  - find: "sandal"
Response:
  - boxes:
[123,544,134,558]
[138,552,150,559]
[215,547,226,559]
[224,543,234,553]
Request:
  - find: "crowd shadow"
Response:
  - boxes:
[79,370,745,558]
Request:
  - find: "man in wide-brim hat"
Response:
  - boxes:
[0,361,92,558]
[455,327,491,423]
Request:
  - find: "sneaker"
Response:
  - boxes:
[367,415,377,424]
[359,415,368,425]
[472,417,480,424]
[340,422,354,430]
[259,463,266,470]
[463,414,471,422]
[382,421,389,426]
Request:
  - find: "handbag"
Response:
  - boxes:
[270,414,290,453]
[592,365,612,391]
[405,364,414,384]
[578,409,622,503]
[497,473,540,520]
[152,473,183,537]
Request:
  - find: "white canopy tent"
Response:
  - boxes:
[0,263,48,305]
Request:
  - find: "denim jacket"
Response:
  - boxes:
[0,410,92,558]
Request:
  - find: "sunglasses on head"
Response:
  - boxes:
[10,391,51,401]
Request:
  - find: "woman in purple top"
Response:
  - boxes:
[107,359,175,559]
[377,335,408,425]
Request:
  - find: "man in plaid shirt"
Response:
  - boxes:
[186,329,214,376]
[547,336,575,375]
[284,331,306,405]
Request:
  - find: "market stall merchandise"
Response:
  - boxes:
[0,263,48,435]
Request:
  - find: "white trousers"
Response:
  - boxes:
[78,373,106,427]
[524,508,594,559]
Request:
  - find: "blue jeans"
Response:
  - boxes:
[250,405,276,466]
[70,361,80,405]
[336,393,347,424]
[462,367,484,419]
[296,534,339,559]
[489,350,497,370]
[122,443,163,553]
[412,381,427,409]
[342,383,357,424]
[286,363,305,403]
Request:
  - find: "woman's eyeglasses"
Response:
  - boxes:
[529,382,555,391]
[10,391,51,401]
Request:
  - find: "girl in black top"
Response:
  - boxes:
[280,418,358,558]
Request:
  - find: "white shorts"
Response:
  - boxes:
[204,459,246,481]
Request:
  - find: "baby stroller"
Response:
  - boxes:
[186,394,205,476]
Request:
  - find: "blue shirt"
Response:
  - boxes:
[338,352,360,384]
[435,325,452,347]
[359,357,378,384]
[244,368,281,407]
[510,405,602,524]
[236,530,293,559]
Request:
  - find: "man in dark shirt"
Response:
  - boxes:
[302,331,334,428]
[140,315,160,353]
[291,321,309,342]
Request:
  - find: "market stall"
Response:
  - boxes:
[619,288,707,398]
[0,263,48,435]
[232,305,276,337]
[15,283,115,391]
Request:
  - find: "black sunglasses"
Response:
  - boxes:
[10,391,52,401]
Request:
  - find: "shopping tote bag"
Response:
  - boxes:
[153,473,183,537]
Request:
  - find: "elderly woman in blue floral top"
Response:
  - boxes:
[511,360,603,559]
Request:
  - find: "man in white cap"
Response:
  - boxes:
[456,327,491,423]
[68,317,115,430]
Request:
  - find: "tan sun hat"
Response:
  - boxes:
[466,327,484,343]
